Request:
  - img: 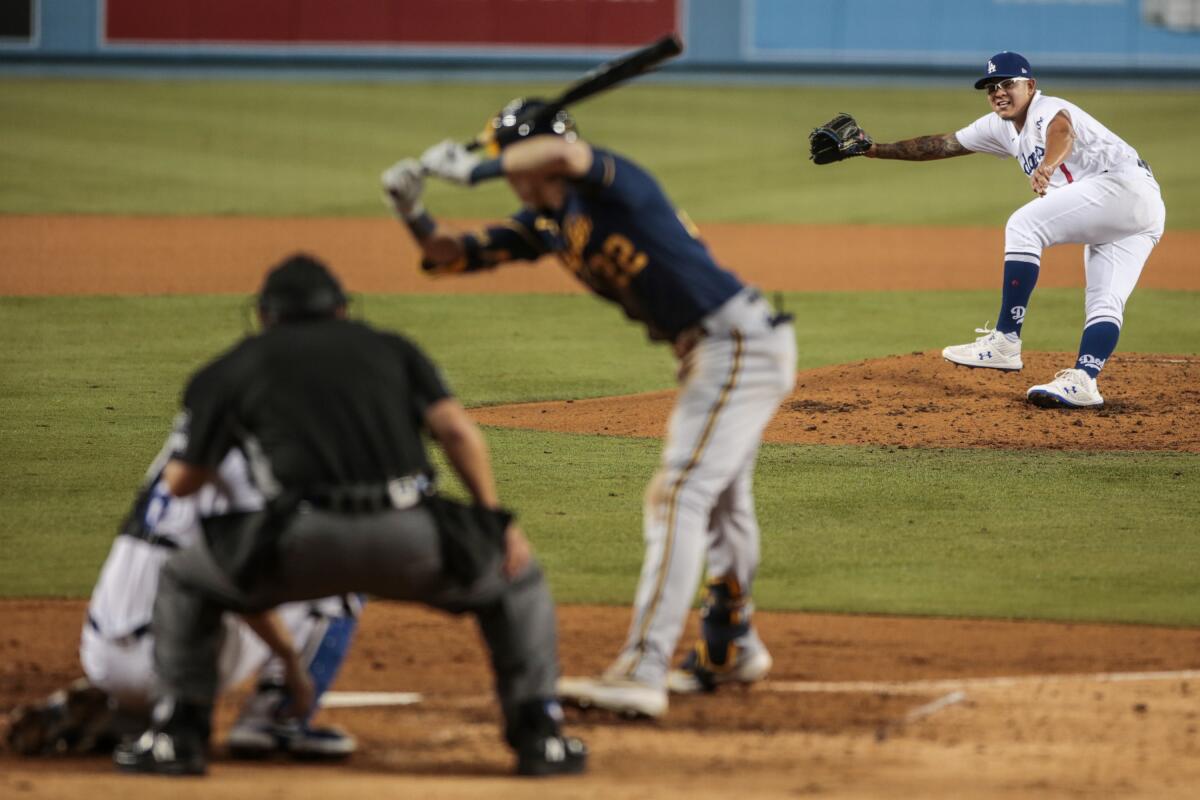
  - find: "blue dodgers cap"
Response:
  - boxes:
[974,51,1033,89]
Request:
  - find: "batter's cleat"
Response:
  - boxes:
[556,676,668,719]
[516,734,588,777]
[226,719,356,760]
[5,678,114,756]
[942,325,1023,371]
[113,729,208,776]
[1026,368,1104,408]
[667,642,773,695]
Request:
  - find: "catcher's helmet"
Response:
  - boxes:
[481,97,577,157]
[257,253,346,324]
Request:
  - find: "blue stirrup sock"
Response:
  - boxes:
[995,259,1040,336]
[1076,320,1121,378]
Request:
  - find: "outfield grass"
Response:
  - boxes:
[471,430,1200,625]
[2,78,1197,227]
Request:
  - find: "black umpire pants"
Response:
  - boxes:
[151,504,560,742]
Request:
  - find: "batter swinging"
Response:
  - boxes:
[382,99,797,718]
[824,51,1166,408]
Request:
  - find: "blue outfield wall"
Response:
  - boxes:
[1,0,1198,79]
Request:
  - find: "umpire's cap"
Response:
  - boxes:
[257,253,347,324]
[481,97,578,157]
[975,51,1033,89]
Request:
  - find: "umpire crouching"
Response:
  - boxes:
[114,254,585,777]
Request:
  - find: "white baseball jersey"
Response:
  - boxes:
[86,445,264,640]
[81,442,348,707]
[956,91,1143,189]
[954,89,1165,335]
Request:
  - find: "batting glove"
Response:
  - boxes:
[420,139,481,187]
[380,159,426,219]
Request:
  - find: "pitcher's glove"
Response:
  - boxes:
[809,113,873,165]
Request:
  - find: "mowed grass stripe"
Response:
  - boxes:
[1,78,1197,227]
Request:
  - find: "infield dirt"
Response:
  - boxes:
[2,216,1198,798]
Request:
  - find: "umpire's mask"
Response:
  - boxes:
[257,253,347,326]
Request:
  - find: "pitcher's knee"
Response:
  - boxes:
[1004,211,1049,257]
[1084,293,1125,327]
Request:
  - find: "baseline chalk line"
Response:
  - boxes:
[903,689,967,724]
[764,668,1200,695]
[321,691,424,708]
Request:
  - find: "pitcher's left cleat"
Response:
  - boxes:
[1026,368,1104,408]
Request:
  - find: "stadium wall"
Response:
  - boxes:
[2,0,1198,80]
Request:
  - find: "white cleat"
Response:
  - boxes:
[667,645,773,694]
[1026,368,1104,409]
[556,676,668,719]
[942,325,1023,371]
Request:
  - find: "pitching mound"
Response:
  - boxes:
[472,351,1200,451]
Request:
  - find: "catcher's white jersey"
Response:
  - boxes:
[956,91,1142,188]
[86,447,264,639]
[82,445,350,707]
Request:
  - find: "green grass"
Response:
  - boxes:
[2,78,1197,226]
[461,431,1200,625]
[2,290,1198,623]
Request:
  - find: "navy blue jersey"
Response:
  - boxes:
[444,148,743,340]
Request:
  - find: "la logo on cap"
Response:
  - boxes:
[987,60,997,73]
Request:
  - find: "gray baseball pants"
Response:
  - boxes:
[151,504,559,733]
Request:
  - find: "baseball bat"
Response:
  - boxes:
[466,33,684,150]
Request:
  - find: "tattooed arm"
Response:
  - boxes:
[864,133,972,161]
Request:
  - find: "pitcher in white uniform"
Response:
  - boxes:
[862,51,1166,408]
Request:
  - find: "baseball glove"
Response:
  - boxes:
[809,113,873,165]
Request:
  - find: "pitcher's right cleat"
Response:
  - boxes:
[667,643,773,694]
[942,325,1023,371]
[1026,368,1104,408]
[556,676,668,719]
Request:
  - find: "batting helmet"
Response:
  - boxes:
[257,253,346,324]
[481,97,578,157]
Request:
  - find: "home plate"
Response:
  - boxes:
[320,691,424,708]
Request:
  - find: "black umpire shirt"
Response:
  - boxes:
[176,318,450,491]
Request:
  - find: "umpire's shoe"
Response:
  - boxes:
[113,699,210,776]
[510,699,587,777]
[518,733,588,777]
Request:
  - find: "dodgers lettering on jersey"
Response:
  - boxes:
[955,92,1143,190]
[450,148,744,341]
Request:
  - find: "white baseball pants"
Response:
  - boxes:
[612,289,796,686]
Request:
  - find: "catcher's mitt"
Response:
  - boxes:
[809,113,873,165]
